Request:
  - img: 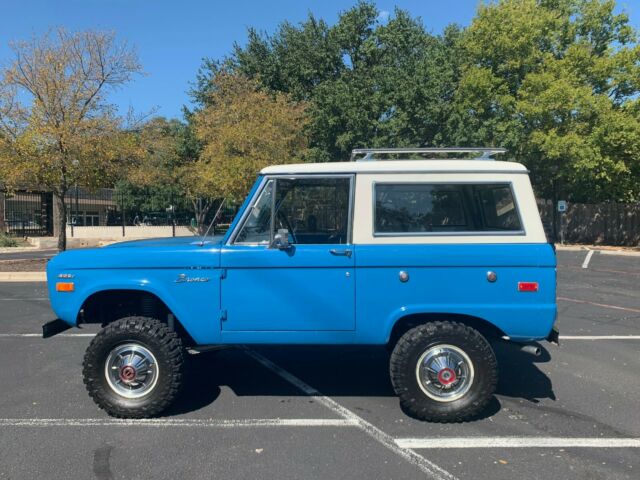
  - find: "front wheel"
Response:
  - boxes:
[390,321,497,422]
[83,316,185,418]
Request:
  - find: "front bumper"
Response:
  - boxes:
[42,319,72,339]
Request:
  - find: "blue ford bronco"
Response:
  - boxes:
[44,148,558,422]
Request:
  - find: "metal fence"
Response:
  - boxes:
[1,191,54,236]
[2,188,237,238]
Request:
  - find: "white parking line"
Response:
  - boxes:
[0,298,48,301]
[243,348,457,480]
[0,418,358,428]
[558,296,640,314]
[560,335,640,340]
[395,437,640,449]
[581,250,595,268]
[0,333,95,337]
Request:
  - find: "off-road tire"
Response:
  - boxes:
[83,316,185,418]
[390,321,497,422]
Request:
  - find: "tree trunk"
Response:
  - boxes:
[192,198,213,235]
[53,192,68,251]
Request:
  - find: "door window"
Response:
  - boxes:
[234,177,352,245]
[234,179,274,244]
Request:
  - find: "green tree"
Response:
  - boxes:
[452,0,640,202]
[194,2,459,161]
[192,72,309,202]
[0,28,143,250]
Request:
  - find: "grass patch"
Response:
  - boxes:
[0,234,20,247]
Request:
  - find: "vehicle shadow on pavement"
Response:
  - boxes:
[162,343,556,420]
[494,341,556,403]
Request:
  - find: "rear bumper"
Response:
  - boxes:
[42,319,72,338]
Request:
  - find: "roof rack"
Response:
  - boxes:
[350,147,507,161]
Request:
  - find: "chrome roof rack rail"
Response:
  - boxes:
[350,147,507,161]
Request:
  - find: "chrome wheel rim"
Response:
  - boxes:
[415,344,474,402]
[105,343,159,399]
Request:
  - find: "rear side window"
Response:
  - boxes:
[374,183,522,234]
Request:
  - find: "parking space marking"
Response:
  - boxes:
[0,333,96,338]
[243,348,458,480]
[581,250,595,268]
[558,296,640,314]
[560,335,640,340]
[0,297,48,301]
[395,437,640,449]
[0,418,358,428]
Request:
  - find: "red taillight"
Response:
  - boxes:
[518,282,539,292]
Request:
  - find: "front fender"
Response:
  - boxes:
[47,269,221,345]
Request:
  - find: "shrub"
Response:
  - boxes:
[0,234,19,247]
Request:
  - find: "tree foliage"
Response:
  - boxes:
[0,28,143,249]
[192,0,640,203]
[195,2,458,162]
[192,72,309,202]
[452,0,640,202]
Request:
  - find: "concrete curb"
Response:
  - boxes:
[0,247,42,254]
[598,250,640,257]
[0,272,47,282]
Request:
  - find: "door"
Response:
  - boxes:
[221,176,355,332]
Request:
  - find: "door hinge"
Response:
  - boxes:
[220,268,227,279]
[219,309,227,322]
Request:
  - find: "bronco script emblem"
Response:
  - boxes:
[175,273,210,283]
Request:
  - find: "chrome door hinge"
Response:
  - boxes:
[220,268,227,279]
[219,309,227,322]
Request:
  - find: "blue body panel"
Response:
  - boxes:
[47,238,224,344]
[353,244,556,343]
[220,244,355,334]
[46,184,557,345]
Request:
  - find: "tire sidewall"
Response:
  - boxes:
[391,324,497,419]
[83,318,183,416]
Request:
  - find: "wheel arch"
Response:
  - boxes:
[78,289,196,346]
[387,312,506,349]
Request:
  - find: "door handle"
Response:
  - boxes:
[330,249,352,258]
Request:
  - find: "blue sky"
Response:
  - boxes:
[1,1,638,120]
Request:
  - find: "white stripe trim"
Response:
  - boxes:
[560,335,640,340]
[581,249,595,268]
[243,348,457,480]
[395,437,640,449]
[0,418,357,428]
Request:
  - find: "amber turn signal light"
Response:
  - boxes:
[56,282,75,292]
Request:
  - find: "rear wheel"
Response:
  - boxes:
[83,316,185,418]
[390,321,497,422]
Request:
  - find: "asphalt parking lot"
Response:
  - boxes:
[0,250,638,480]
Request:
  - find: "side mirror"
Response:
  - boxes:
[271,229,292,250]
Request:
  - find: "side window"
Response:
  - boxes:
[375,184,469,233]
[234,177,352,245]
[276,177,351,245]
[374,183,522,234]
[476,185,521,230]
[235,179,274,244]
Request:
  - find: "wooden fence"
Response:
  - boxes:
[537,200,640,246]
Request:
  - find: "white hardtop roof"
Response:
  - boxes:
[261,160,528,175]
